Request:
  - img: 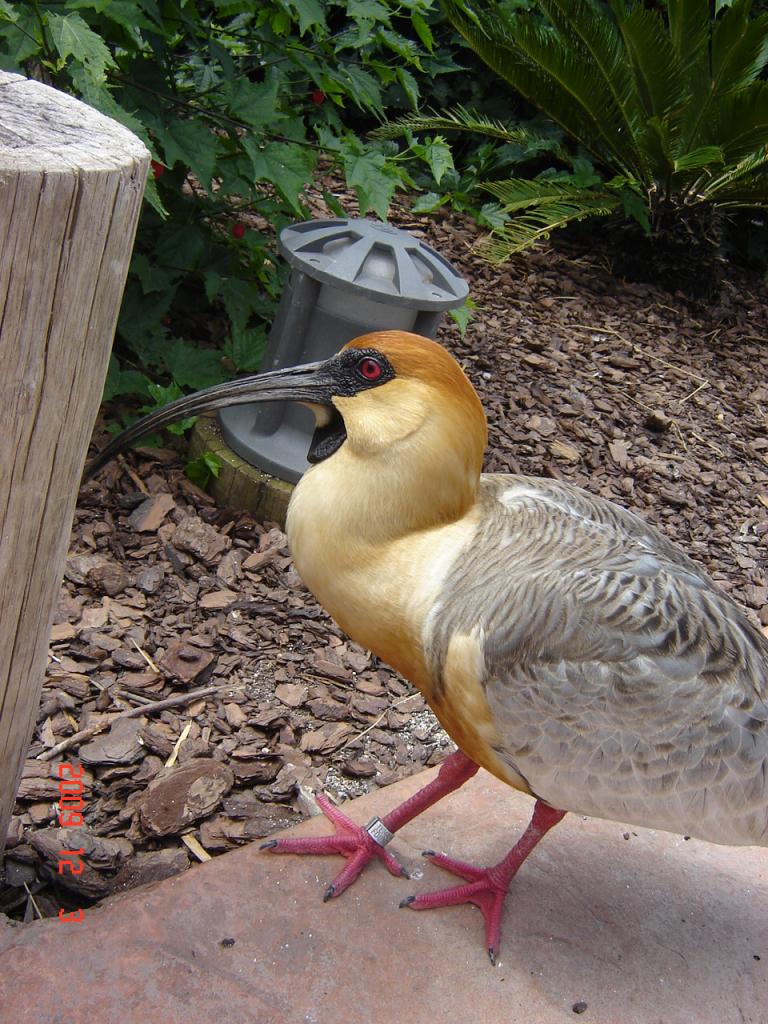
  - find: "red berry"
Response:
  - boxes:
[232,222,246,239]
[311,89,326,106]
[151,160,165,179]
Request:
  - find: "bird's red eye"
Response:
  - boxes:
[357,356,383,381]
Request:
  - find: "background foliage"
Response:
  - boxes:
[0,0,478,413]
[383,0,768,295]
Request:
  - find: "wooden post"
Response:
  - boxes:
[0,72,149,860]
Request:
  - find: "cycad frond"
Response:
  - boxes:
[483,175,603,211]
[537,0,647,165]
[679,0,768,150]
[371,106,541,146]
[611,3,687,123]
[716,83,768,162]
[699,149,768,198]
[709,176,768,207]
[673,146,724,173]
[477,195,621,261]
[711,0,768,94]
[666,0,710,78]
[440,0,641,176]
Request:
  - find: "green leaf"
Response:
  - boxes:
[396,66,420,109]
[243,139,316,212]
[322,189,347,218]
[161,119,218,189]
[476,202,510,230]
[102,356,152,402]
[448,297,476,338]
[227,78,284,128]
[162,340,227,390]
[287,0,326,34]
[222,325,267,372]
[185,451,222,488]
[349,0,390,21]
[0,2,20,23]
[421,136,454,185]
[144,382,195,436]
[131,253,179,295]
[343,150,399,219]
[339,65,383,113]
[619,188,650,233]
[47,12,116,85]
[155,223,207,272]
[219,277,264,332]
[411,191,446,213]
[411,11,434,52]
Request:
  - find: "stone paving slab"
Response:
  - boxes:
[0,768,766,1024]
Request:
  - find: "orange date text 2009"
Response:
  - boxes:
[56,762,86,923]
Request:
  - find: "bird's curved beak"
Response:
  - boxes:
[84,360,336,480]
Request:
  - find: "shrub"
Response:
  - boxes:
[0,0,455,408]
[384,0,768,295]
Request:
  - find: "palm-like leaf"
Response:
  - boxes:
[618,6,683,109]
[699,149,768,198]
[716,83,768,162]
[680,0,768,150]
[478,194,622,261]
[433,0,768,277]
[483,175,610,211]
[372,106,549,148]
[441,0,641,175]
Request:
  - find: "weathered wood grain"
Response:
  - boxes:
[0,71,149,858]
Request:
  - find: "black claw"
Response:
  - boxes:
[399,895,416,909]
[488,948,498,967]
[323,884,336,903]
[399,866,410,880]
[259,840,278,850]
[421,849,436,858]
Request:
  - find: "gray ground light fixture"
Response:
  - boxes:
[218,218,469,482]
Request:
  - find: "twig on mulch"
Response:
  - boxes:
[339,693,421,751]
[36,683,244,762]
[117,454,149,494]
[131,638,160,674]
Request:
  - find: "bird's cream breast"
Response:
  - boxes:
[287,467,531,791]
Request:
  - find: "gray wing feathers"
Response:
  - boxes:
[427,475,768,844]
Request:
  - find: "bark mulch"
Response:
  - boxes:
[2,201,766,924]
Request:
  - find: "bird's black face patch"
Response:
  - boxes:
[307,348,395,463]
[326,348,396,396]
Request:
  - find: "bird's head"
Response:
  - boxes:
[86,330,487,532]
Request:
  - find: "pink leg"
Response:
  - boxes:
[401,799,566,964]
[261,750,479,900]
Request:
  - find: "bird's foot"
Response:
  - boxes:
[260,793,406,900]
[400,852,511,964]
[400,800,566,964]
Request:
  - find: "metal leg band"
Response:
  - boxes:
[365,816,394,848]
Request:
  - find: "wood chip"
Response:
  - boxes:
[224,702,247,728]
[128,493,176,533]
[160,641,216,684]
[137,760,235,836]
[550,439,581,462]
[172,515,231,564]
[299,722,356,754]
[199,590,238,610]
[78,717,145,766]
[50,623,77,643]
[274,682,308,708]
